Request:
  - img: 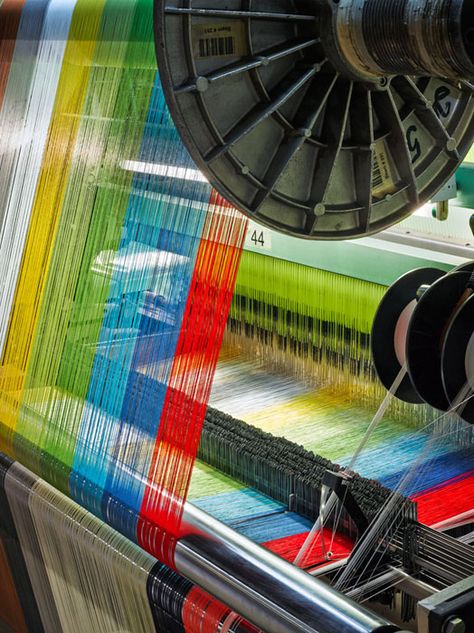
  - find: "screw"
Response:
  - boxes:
[446,137,458,152]
[443,616,466,633]
[195,77,209,93]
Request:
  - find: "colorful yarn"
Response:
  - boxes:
[0,0,321,594]
[0,0,25,108]
[1,2,471,626]
[2,450,345,631]
[414,472,474,526]
[0,453,257,633]
[229,251,386,398]
[0,0,246,568]
[210,349,474,529]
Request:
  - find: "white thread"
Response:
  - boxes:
[394,300,416,366]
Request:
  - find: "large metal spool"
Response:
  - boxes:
[155,0,474,239]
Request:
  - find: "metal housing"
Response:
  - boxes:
[155,0,474,239]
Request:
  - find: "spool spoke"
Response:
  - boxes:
[164,7,316,21]
[204,67,317,163]
[305,80,353,234]
[351,89,374,232]
[391,76,460,159]
[175,39,320,93]
[371,89,419,205]
[252,72,339,210]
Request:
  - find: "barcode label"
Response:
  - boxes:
[199,36,235,58]
[372,157,384,189]
[193,22,246,59]
[372,140,396,199]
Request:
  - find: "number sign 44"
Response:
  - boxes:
[245,221,272,251]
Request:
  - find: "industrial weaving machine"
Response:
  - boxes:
[0,1,474,633]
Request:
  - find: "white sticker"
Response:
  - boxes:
[372,140,396,199]
[192,22,246,59]
[245,221,272,252]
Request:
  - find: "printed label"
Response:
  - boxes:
[245,221,272,252]
[372,140,396,199]
[192,22,246,59]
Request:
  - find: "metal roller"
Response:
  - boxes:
[155,0,474,239]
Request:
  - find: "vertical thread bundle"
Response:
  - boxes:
[0,454,258,633]
[0,0,246,569]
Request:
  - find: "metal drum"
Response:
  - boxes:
[155,0,474,239]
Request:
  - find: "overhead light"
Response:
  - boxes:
[121,160,208,183]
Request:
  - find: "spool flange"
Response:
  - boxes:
[442,294,474,424]
[371,268,444,403]
[406,271,472,411]
[156,0,474,239]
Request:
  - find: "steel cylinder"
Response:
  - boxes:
[326,0,474,81]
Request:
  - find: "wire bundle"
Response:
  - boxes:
[0,0,246,568]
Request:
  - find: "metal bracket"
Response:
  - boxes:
[322,470,369,536]
[418,575,474,633]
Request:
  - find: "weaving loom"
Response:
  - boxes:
[1,1,474,633]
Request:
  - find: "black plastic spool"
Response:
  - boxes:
[442,294,474,424]
[371,268,445,403]
[406,271,473,411]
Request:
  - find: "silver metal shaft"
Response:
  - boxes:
[326,0,474,82]
[176,501,404,633]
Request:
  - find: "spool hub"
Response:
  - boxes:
[155,0,474,239]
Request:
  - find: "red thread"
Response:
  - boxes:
[138,194,247,567]
[413,471,474,526]
[264,529,353,568]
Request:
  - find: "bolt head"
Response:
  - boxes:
[446,138,458,152]
[443,616,466,633]
[195,76,209,93]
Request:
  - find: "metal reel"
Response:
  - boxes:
[155,0,474,239]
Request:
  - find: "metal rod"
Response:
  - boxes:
[388,567,438,601]
[375,230,474,260]
[309,557,349,577]
[176,502,403,633]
